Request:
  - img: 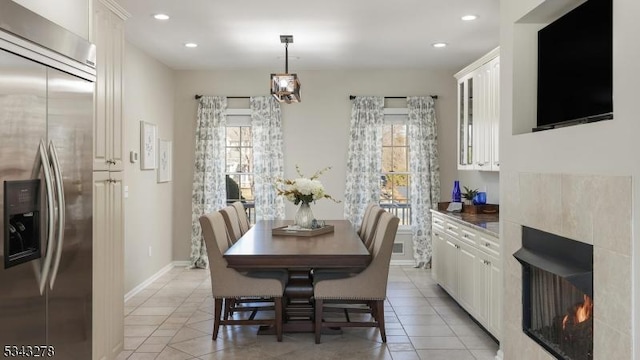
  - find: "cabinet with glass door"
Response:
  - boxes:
[455,47,500,171]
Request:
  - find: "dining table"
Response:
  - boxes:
[223,219,371,332]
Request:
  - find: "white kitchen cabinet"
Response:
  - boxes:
[92,171,124,360]
[456,239,477,312]
[92,0,128,171]
[455,48,500,171]
[431,210,501,340]
[91,1,128,359]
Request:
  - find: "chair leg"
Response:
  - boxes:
[315,299,323,344]
[275,297,283,342]
[213,298,223,340]
[226,298,236,318]
[375,299,386,342]
[223,298,231,320]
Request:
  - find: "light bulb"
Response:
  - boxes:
[279,78,289,88]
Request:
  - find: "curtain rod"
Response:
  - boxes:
[348,95,438,100]
[194,95,250,100]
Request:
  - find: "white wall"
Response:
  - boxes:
[172,68,458,261]
[123,41,175,293]
[11,0,90,39]
[500,0,640,356]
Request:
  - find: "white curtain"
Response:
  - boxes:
[343,96,385,226]
[250,96,285,220]
[407,96,440,268]
[189,96,227,269]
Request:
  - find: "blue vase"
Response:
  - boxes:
[473,192,487,205]
[452,181,461,203]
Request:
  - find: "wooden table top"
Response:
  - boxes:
[224,220,371,269]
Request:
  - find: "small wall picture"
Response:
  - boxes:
[157,139,172,183]
[140,121,157,170]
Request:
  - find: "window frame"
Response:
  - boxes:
[225,109,255,222]
[381,108,412,231]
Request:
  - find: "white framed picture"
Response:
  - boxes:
[157,139,172,183]
[140,121,157,170]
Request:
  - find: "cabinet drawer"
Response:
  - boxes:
[432,214,445,231]
[459,228,477,247]
[477,234,500,257]
[444,221,460,237]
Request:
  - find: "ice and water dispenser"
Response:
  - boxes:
[3,179,41,268]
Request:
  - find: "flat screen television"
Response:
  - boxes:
[536,0,613,131]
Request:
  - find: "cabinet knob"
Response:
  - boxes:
[485,242,491,247]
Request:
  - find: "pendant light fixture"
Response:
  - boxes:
[271,35,301,103]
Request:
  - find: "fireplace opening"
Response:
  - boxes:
[514,227,593,360]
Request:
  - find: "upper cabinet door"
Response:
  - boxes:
[457,75,475,170]
[455,48,500,172]
[92,0,127,172]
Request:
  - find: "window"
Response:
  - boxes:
[381,113,411,226]
[225,113,255,222]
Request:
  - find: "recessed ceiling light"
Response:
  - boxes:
[461,15,477,21]
[185,43,198,48]
[153,13,170,20]
[432,42,448,48]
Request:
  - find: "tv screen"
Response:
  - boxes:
[536,0,613,130]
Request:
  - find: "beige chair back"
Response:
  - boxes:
[314,211,399,300]
[231,201,251,235]
[362,206,385,252]
[220,206,242,244]
[357,203,377,236]
[199,212,284,298]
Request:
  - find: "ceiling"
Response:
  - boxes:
[117,0,500,71]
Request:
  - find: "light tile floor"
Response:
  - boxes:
[118,266,498,360]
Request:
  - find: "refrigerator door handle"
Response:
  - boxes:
[30,140,56,295]
[48,141,65,290]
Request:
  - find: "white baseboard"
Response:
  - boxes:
[124,262,177,302]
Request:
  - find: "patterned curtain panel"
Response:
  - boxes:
[407,96,440,268]
[343,96,384,227]
[250,96,285,221]
[190,96,228,269]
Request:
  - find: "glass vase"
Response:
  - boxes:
[295,202,315,229]
[452,180,461,203]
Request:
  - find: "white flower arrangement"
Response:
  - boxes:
[275,165,340,205]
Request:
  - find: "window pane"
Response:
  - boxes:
[226,147,241,172]
[226,127,240,146]
[241,127,252,146]
[382,124,392,146]
[390,174,409,202]
[240,174,254,200]
[382,147,392,172]
[393,147,407,172]
[380,174,392,202]
[226,174,242,203]
[240,147,252,172]
[393,125,407,146]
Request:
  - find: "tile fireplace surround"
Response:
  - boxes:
[502,173,632,359]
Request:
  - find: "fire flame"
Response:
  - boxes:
[562,294,593,330]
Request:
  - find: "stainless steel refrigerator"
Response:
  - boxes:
[0,2,96,359]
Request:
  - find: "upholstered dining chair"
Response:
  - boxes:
[361,206,385,253]
[220,206,242,244]
[313,211,399,344]
[199,211,286,341]
[231,201,251,235]
[357,203,377,237]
